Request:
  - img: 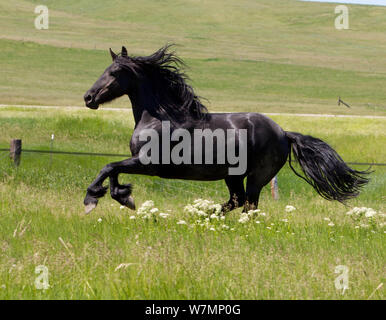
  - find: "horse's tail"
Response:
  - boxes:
[285,131,370,202]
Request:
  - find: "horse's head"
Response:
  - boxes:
[84,46,133,109]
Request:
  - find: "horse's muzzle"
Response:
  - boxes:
[84,92,99,109]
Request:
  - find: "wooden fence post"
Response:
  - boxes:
[270,176,279,200]
[10,139,22,166]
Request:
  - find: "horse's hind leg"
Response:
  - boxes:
[243,175,263,212]
[244,164,283,212]
[222,176,246,213]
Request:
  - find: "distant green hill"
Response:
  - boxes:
[0,0,385,114]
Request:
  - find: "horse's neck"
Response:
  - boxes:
[131,102,144,125]
[128,79,159,126]
[127,86,148,126]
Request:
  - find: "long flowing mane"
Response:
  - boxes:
[115,45,208,123]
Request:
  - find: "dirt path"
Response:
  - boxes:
[1,104,385,119]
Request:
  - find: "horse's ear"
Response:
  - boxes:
[109,48,117,61]
[121,46,128,58]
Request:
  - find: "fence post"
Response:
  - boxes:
[270,176,279,200]
[10,139,22,166]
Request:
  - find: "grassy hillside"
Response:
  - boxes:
[0,0,385,114]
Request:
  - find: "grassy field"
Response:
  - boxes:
[0,0,385,300]
[0,108,384,299]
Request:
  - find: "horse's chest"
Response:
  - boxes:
[130,129,145,156]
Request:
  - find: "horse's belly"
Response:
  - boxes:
[156,164,231,181]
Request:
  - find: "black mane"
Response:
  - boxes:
[115,45,208,123]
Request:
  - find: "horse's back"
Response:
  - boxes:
[208,112,286,141]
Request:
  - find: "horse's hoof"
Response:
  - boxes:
[85,202,97,214]
[84,193,99,214]
[126,196,136,210]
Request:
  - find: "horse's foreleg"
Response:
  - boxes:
[84,157,153,213]
[84,165,112,214]
[109,174,135,210]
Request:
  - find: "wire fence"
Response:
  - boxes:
[1,146,385,202]
[1,147,385,166]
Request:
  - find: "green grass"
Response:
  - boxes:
[0,108,384,299]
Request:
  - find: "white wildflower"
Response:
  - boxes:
[97,218,102,223]
[150,208,159,214]
[141,200,154,208]
[184,199,222,220]
[285,205,296,212]
[177,220,187,225]
[183,204,194,214]
[328,222,335,227]
[197,210,207,217]
[129,215,136,220]
[346,207,375,217]
[365,208,377,218]
[247,209,260,217]
[136,200,157,219]
[238,213,250,224]
[213,204,222,214]
[159,212,169,218]
[323,217,331,221]
[120,205,125,210]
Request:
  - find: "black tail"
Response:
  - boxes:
[286,131,370,202]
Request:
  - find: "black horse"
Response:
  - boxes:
[83,45,369,214]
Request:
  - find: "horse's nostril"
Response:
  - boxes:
[84,94,92,103]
